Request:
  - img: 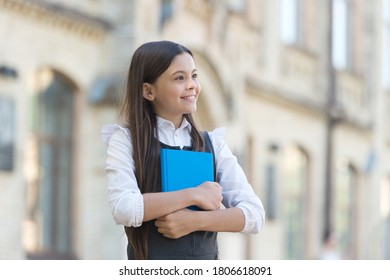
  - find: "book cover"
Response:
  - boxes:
[160,148,214,210]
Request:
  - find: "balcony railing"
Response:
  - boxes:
[336,70,370,126]
[280,46,318,101]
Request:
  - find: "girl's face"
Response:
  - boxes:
[143,52,201,128]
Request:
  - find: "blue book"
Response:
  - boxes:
[160,149,214,210]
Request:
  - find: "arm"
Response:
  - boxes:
[143,190,195,222]
[155,207,244,239]
[143,181,223,222]
[196,207,244,232]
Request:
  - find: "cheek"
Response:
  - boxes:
[196,82,201,94]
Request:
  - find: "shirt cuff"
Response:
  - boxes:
[133,193,144,227]
[238,203,265,234]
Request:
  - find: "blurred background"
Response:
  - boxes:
[0,0,389,260]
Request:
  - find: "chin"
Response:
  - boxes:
[184,106,197,114]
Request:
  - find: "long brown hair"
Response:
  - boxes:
[118,40,204,259]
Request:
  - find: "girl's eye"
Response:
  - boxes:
[175,75,184,80]
[192,73,198,79]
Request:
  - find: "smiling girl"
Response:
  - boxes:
[102,40,265,260]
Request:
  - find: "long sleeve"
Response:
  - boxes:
[102,124,144,227]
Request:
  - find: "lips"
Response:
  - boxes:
[181,95,196,101]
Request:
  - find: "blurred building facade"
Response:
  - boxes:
[0,0,389,260]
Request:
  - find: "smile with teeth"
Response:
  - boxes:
[181,95,196,101]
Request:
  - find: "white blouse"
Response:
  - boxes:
[101,116,265,234]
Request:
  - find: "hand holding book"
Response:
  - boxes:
[192,181,223,211]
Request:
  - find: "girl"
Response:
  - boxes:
[102,40,265,260]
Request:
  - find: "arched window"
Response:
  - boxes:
[283,145,309,259]
[28,68,76,259]
[334,161,357,259]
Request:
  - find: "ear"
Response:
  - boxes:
[142,83,155,101]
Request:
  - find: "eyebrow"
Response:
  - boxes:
[170,69,197,76]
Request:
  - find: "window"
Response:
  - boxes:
[28,69,75,258]
[280,0,302,45]
[0,96,15,171]
[265,164,277,220]
[383,0,390,89]
[160,0,174,29]
[265,143,280,221]
[227,0,246,13]
[335,161,357,259]
[283,145,309,259]
[332,0,352,70]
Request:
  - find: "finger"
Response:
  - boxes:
[155,220,164,228]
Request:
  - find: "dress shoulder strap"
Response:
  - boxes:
[200,131,217,181]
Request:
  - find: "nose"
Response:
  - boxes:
[187,78,196,90]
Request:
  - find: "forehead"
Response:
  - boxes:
[166,52,196,72]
